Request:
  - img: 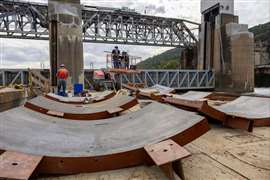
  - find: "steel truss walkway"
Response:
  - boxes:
[117,69,215,90]
[0,69,215,90]
[0,0,199,47]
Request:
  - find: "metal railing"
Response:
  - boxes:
[0,69,215,90]
[0,69,27,87]
[117,69,215,90]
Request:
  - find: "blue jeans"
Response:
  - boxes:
[125,62,129,69]
[113,59,120,68]
[57,79,67,96]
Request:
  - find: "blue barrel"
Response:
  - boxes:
[74,83,83,95]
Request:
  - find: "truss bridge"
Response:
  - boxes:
[0,0,199,47]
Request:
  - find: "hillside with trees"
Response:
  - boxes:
[249,22,270,44]
[137,48,181,69]
[138,21,270,69]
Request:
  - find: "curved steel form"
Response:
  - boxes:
[0,0,199,47]
[45,91,116,104]
[211,96,270,130]
[25,95,138,120]
[171,91,212,101]
[163,91,223,119]
[163,94,227,126]
[122,84,175,102]
[163,92,270,132]
[0,102,209,174]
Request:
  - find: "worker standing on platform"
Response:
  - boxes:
[122,51,130,69]
[57,64,69,96]
[112,46,120,68]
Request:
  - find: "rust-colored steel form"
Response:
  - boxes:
[138,91,166,102]
[163,96,227,122]
[45,91,116,104]
[122,84,175,102]
[211,96,270,131]
[144,139,191,180]
[163,91,213,111]
[0,151,43,179]
[164,92,270,132]
[122,83,140,93]
[207,91,270,101]
[0,102,209,175]
[206,92,239,101]
[24,95,138,120]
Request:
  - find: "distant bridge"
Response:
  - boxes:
[0,0,199,47]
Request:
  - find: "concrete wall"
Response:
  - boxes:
[215,23,254,92]
[198,14,238,70]
[255,47,270,65]
[230,32,254,92]
[48,0,84,89]
[198,21,206,70]
[0,88,26,112]
[180,46,198,69]
[199,0,254,93]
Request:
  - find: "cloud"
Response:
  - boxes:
[144,5,166,15]
[235,0,270,27]
[0,38,49,68]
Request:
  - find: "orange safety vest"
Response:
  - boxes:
[57,68,69,80]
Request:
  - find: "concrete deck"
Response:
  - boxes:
[39,124,270,180]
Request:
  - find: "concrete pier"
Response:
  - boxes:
[199,0,255,93]
[48,0,84,88]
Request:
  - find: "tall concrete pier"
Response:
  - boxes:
[199,0,255,93]
[48,0,84,88]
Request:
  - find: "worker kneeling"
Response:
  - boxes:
[57,64,69,96]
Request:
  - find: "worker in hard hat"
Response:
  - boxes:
[57,64,69,96]
[112,46,120,68]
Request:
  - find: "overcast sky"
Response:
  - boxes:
[0,0,269,69]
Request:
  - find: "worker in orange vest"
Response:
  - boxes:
[57,64,69,96]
